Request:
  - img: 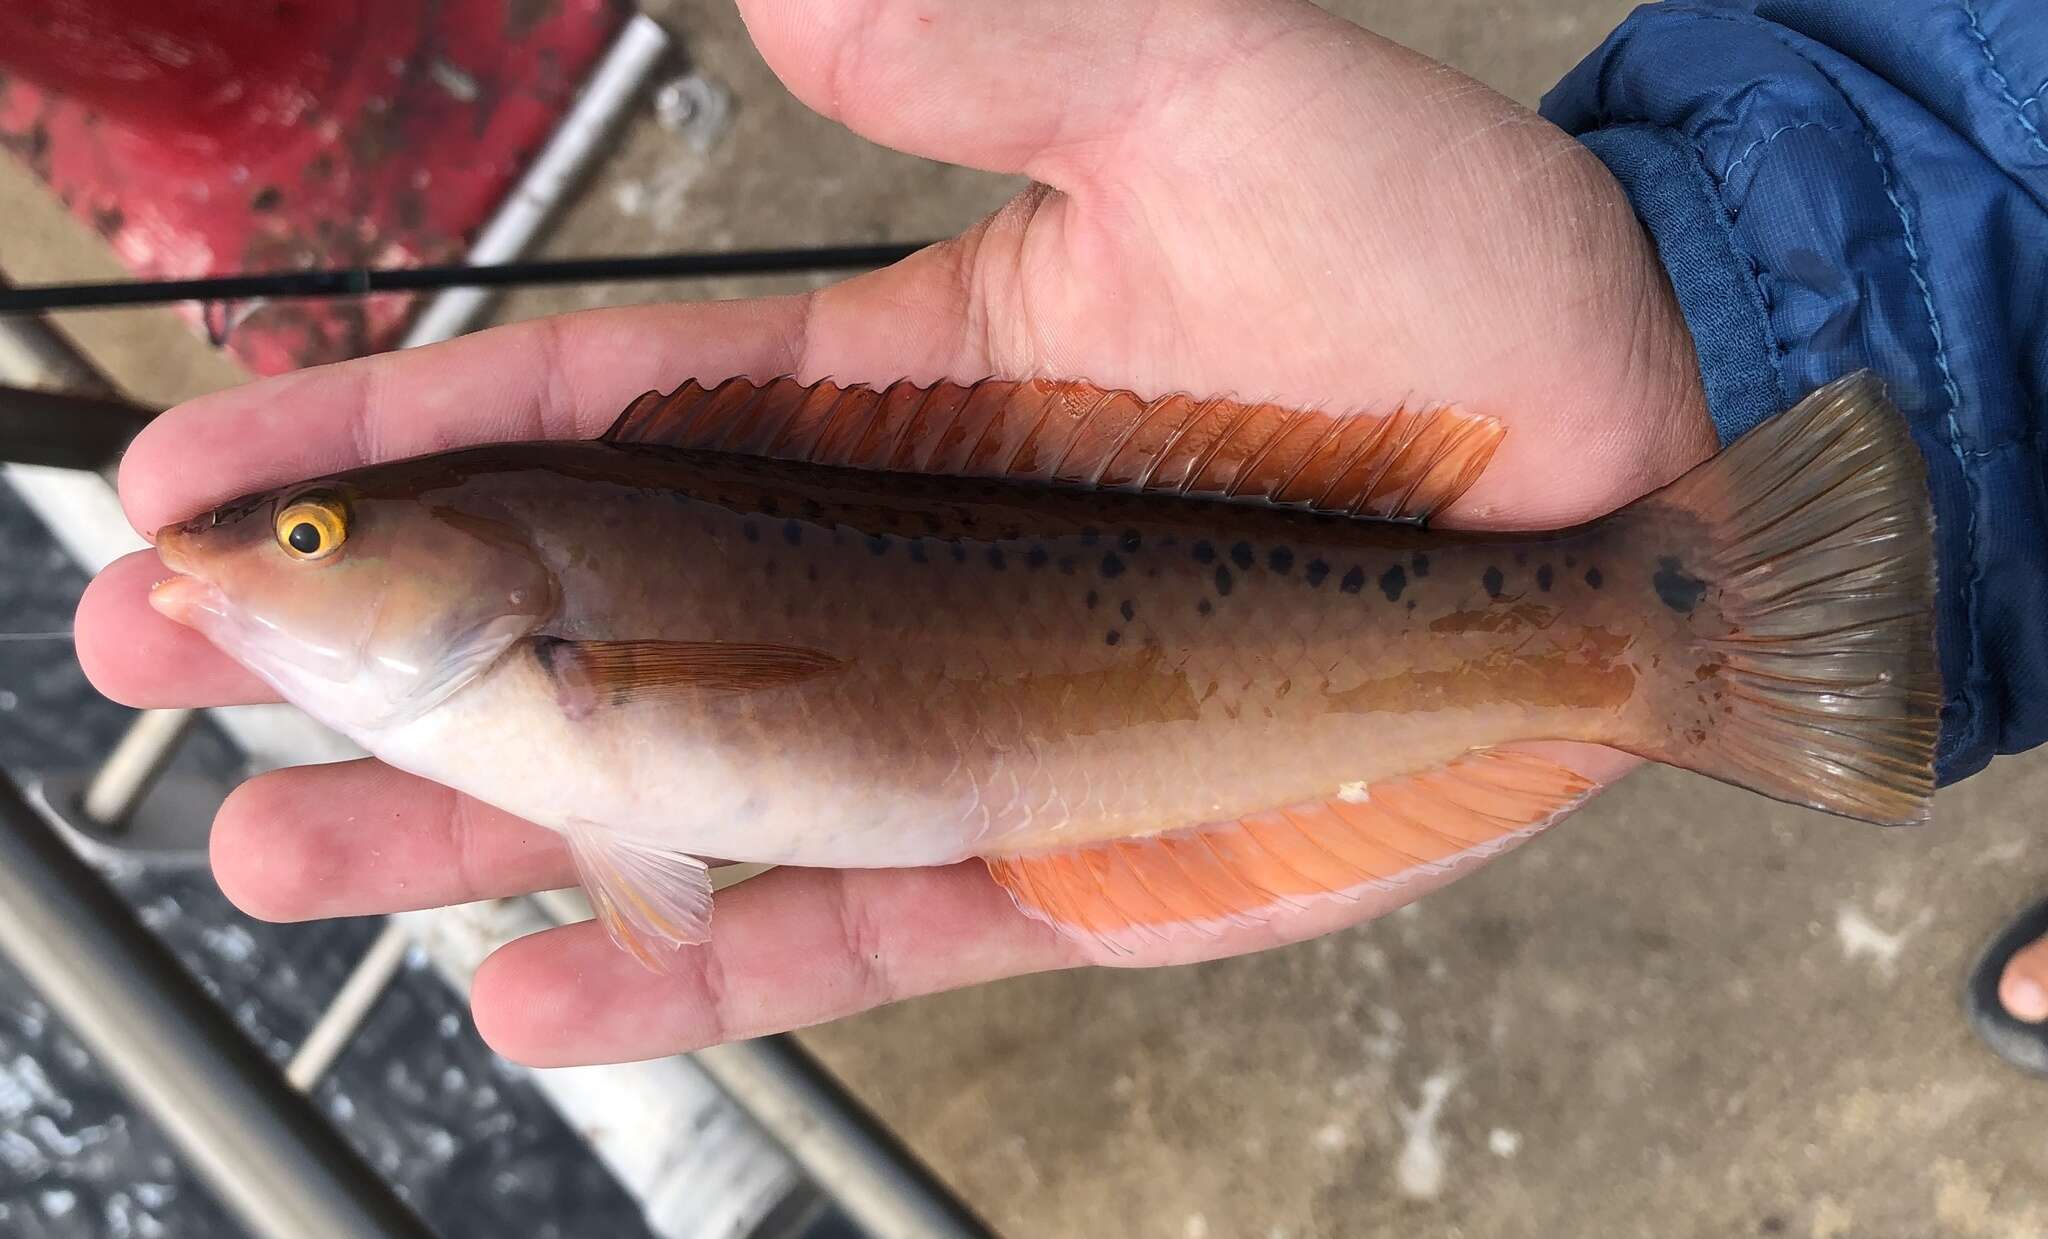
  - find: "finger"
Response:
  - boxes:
[75,549,277,708]
[471,862,1077,1066]
[211,759,572,922]
[2000,935,2048,1023]
[466,748,1628,1067]
[118,297,811,537]
[735,0,1321,185]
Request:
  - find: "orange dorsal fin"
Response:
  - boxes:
[604,376,1504,522]
[983,749,1593,955]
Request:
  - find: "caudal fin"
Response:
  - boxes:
[1632,372,1940,825]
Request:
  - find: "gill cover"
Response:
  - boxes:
[156,480,557,734]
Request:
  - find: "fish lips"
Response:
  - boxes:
[148,527,229,629]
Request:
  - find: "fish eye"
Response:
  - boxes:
[275,494,348,561]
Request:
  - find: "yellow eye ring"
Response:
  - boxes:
[275,494,348,561]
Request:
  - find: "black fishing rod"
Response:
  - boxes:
[0,242,935,314]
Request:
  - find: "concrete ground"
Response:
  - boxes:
[7,1,2047,1236]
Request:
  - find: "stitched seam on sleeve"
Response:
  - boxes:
[1721,121,1846,181]
[1960,0,2048,156]
[1596,122,1792,419]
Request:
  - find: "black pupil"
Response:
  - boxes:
[287,522,322,554]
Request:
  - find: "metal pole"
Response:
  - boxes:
[81,707,196,827]
[398,12,670,347]
[285,920,412,1092]
[0,770,438,1239]
[0,383,155,469]
[693,1036,996,1239]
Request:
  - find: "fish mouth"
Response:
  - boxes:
[148,573,225,629]
[148,526,223,629]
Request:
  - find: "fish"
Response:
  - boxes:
[148,371,1940,966]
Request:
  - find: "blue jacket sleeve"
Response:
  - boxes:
[1540,0,2048,785]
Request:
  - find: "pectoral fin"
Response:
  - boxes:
[533,637,844,718]
[982,749,1594,955]
[564,818,714,970]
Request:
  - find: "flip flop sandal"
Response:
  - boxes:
[1965,896,2048,1078]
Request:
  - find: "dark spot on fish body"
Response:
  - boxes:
[743,522,761,543]
[868,535,889,556]
[1101,553,1126,578]
[950,545,968,563]
[1411,553,1430,578]
[1197,598,1214,617]
[1378,565,1407,602]
[1120,600,1136,622]
[1193,541,1216,564]
[1106,630,1122,646]
[1482,566,1505,598]
[1340,567,1365,594]
[1086,591,1099,609]
[1653,556,1707,614]
[1231,542,1255,570]
[1215,566,1235,596]
[1120,530,1141,552]
[1585,566,1604,589]
[1081,527,1101,545]
[1058,556,1078,575]
[909,543,928,564]
[806,565,819,584]
[1536,564,1554,592]
[783,520,803,546]
[1027,546,1050,570]
[1268,547,1294,574]
[1306,559,1330,586]
[987,548,1007,571]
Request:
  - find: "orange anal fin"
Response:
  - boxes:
[533,637,844,719]
[983,750,1594,955]
[603,376,1505,523]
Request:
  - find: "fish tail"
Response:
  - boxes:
[1620,372,1941,825]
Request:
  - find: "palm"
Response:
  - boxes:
[78,0,1712,1065]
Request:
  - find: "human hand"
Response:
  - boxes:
[78,0,1715,1066]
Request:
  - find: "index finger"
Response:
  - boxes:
[116,296,809,537]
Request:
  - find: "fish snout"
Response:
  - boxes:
[148,571,224,628]
[149,527,223,628]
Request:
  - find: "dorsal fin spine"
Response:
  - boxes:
[603,376,1503,523]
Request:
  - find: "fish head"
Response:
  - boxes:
[151,471,556,733]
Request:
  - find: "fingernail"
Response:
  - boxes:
[2002,974,2048,1022]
